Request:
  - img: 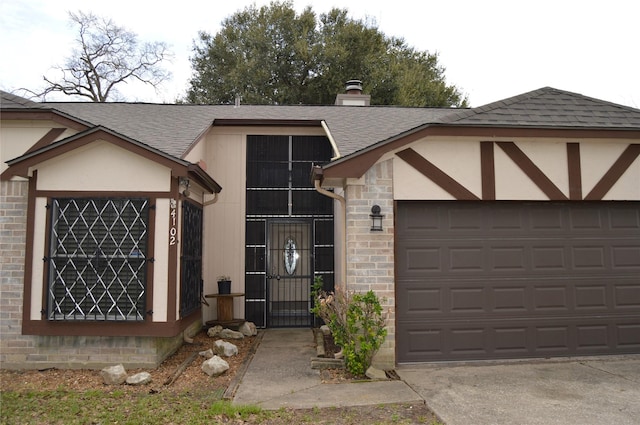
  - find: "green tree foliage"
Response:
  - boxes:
[187,1,467,106]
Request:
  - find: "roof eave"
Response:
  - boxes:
[322,123,640,180]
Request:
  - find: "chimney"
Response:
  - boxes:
[335,79,370,106]
[345,79,363,94]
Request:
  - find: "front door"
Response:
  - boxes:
[267,221,314,327]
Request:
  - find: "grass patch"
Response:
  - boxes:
[1,390,269,425]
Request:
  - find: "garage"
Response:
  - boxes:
[396,200,640,362]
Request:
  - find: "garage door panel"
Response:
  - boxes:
[612,245,640,268]
[397,201,640,362]
[616,284,640,308]
[398,278,637,322]
[609,208,640,229]
[618,324,640,348]
[493,286,528,312]
[400,242,637,276]
[398,318,640,362]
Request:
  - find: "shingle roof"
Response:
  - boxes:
[441,87,640,128]
[0,91,44,109]
[3,87,639,162]
[41,102,456,158]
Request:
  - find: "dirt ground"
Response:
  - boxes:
[0,329,438,424]
[0,330,253,395]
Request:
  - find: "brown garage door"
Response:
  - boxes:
[396,201,640,363]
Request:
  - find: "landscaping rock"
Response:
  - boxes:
[201,355,229,377]
[366,366,387,380]
[320,325,331,335]
[219,328,244,339]
[199,348,214,359]
[239,321,257,336]
[214,340,238,357]
[126,372,152,386]
[207,325,223,337]
[100,364,127,385]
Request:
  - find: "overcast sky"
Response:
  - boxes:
[1,0,638,108]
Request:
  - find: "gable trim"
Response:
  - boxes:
[396,148,480,200]
[323,126,640,180]
[585,144,640,200]
[496,142,568,200]
[24,128,67,155]
[1,110,90,131]
[480,142,496,200]
[2,126,222,193]
[567,143,583,200]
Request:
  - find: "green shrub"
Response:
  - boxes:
[312,277,387,377]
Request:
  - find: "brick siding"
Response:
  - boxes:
[344,159,396,369]
[0,180,198,370]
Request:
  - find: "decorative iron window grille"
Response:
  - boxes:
[180,201,203,318]
[47,198,149,321]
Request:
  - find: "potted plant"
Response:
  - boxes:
[217,275,231,294]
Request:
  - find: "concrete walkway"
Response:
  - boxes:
[232,328,640,424]
[231,328,422,409]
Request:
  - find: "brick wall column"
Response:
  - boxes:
[344,159,395,369]
[0,179,35,368]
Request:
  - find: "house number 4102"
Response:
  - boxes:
[169,199,177,246]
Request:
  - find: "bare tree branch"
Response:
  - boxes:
[38,11,173,102]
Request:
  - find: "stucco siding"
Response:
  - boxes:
[393,136,640,201]
[36,140,171,192]
[153,198,170,322]
[0,121,77,174]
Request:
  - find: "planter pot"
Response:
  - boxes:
[218,280,231,294]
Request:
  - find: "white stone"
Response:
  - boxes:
[100,364,127,385]
[207,325,223,337]
[239,321,257,336]
[219,328,244,339]
[201,355,229,377]
[320,325,331,335]
[199,348,214,359]
[214,340,238,357]
[126,372,152,386]
[366,366,387,380]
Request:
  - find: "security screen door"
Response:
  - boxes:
[267,221,313,327]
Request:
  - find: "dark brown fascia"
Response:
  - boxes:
[322,124,640,180]
[1,109,90,131]
[186,163,222,194]
[212,118,322,127]
[2,126,222,194]
[24,128,67,155]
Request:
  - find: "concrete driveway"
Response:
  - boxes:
[397,356,640,425]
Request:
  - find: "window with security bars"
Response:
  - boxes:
[47,198,149,321]
[180,201,203,318]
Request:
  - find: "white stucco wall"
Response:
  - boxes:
[36,141,171,192]
[393,136,640,201]
[0,121,77,174]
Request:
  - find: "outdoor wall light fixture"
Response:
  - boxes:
[370,204,384,231]
[179,177,191,197]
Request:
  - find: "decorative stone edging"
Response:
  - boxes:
[310,328,345,370]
